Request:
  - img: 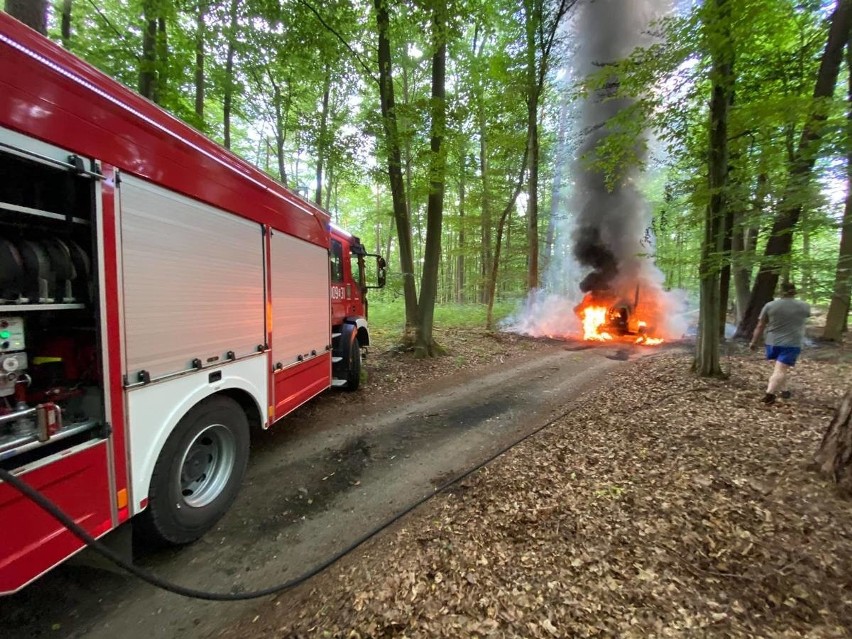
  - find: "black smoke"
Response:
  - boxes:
[571,0,663,299]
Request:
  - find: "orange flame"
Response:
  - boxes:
[576,296,664,346]
[580,305,614,341]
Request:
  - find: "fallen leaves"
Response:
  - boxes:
[218,342,852,639]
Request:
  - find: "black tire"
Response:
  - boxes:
[345,336,361,391]
[137,396,250,546]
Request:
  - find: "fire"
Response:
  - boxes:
[580,305,614,341]
[575,294,664,346]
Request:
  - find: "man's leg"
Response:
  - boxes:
[767,360,790,395]
[775,348,800,399]
[762,346,779,404]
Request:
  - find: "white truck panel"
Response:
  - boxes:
[270,230,331,366]
[119,175,265,381]
[0,126,91,167]
[126,355,267,514]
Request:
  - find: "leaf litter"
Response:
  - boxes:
[216,338,852,639]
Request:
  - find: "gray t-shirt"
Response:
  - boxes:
[759,297,811,347]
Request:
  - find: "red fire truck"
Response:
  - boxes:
[0,14,385,593]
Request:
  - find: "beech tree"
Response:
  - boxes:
[735,0,852,339]
[413,0,447,357]
[823,32,852,342]
[521,0,575,292]
[374,0,419,339]
[694,0,734,377]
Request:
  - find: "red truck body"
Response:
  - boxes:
[0,14,382,593]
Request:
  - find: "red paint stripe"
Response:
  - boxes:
[100,165,128,517]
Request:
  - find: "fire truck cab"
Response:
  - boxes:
[329,225,386,392]
[0,13,384,594]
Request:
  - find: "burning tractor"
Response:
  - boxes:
[574,286,663,345]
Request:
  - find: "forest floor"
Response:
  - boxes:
[216,329,852,638]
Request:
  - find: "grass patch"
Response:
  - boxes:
[367,299,520,342]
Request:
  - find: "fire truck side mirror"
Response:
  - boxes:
[361,253,387,289]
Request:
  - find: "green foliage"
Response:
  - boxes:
[42,0,848,335]
[589,0,847,305]
[368,298,517,338]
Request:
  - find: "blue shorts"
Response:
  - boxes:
[765,345,801,366]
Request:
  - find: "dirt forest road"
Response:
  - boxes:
[1,336,646,639]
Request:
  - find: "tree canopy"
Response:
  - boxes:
[4,0,850,362]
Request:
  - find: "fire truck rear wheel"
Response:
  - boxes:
[345,336,361,391]
[138,396,250,546]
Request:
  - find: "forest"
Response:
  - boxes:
[4,3,852,636]
[4,0,851,367]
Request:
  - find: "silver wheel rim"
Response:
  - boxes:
[178,424,236,508]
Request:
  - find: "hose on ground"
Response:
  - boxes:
[0,401,574,601]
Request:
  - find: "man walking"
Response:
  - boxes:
[749,282,811,405]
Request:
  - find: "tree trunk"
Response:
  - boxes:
[520,0,574,291]
[802,206,814,301]
[813,389,852,494]
[271,78,289,186]
[478,87,492,304]
[719,123,740,338]
[735,0,852,339]
[469,24,493,305]
[4,0,47,34]
[222,0,239,150]
[325,163,335,213]
[824,28,852,342]
[315,66,331,206]
[823,199,852,337]
[731,214,749,322]
[374,0,418,338]
[456,149,466,303]
[384,213,396,271]
[60,0,72,47]
[486,149,530,330]
[194,0,206,123]
[718,203,734,340]
[293,129,301,188]
[155,15,167,104]
[140,0,158,100]
[694,0,733,378]
[732,171,766,322]
[401,65,420,279]
[524,0,540,292]
[414,0,447,358]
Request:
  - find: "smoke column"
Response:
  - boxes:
[505,0,685,339]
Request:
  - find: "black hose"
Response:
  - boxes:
[0,401,575,601]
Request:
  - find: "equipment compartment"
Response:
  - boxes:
[0,146,105,469]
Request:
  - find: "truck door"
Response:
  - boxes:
[268,230,331,420]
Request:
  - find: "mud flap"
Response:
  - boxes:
[333,322,357,381]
